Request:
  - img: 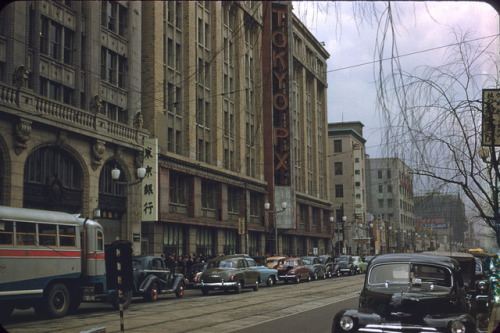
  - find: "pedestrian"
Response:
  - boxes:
[165,253,176,270]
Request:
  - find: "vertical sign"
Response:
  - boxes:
[272,2,292,186]
[142,138,158,221]
[482,89,500,146]
[238,217,245,235]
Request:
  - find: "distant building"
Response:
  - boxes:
[414,194,467,251]
[366,158,415,253]
[327,122,369,256]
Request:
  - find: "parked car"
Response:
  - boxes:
[357,255,374,274]
[186,262,207,288]
[319,255,339,278]
[336,255,357,276]
[131,256,187,302]
[244,257,279,287]
[266,256,286,269]
[276,257,312,283]
[197,255,260,295]
[351,256,363,274]
[301,256,327,280]
[331,253,477,332]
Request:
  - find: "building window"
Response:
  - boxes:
[388,184,393,193]
[355,182,360,187]
[39,77,74,106]
[335,185,343,198]
[101,101,126,124]
[334,140,342,153]
[378,184,383,193]
[201,180,216,209]
[355,169,360,175]
[378,170,383,179]
[40,16,75,65]
[101,47,126,88]
[378,199,384,208]
[387,169,391,179]
[169,172,187,205]
[101,1,127,37]
[334,162,343,175]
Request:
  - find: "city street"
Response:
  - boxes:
[2,275,363,333]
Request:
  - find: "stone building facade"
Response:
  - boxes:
[0,1,332,258]
[140,1,333,258]
[327,122,369,256]
[0,1,147,254]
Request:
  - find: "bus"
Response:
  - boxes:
[0,206,131,319]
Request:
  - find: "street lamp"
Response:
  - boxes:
[111,166,146,242]
[329,216,335,254]
[265,201,287,255]
[342,215,346,254]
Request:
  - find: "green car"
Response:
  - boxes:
[197,255,260,295]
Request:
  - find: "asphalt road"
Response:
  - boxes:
[2,274,365,333]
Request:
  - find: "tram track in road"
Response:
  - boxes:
[3,275,365,333]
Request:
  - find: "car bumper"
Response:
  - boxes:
[196,281,238,289]
[278,274,298,280]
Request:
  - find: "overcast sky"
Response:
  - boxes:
[293,1,499,158]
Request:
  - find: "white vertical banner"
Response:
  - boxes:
[142,138,158,221]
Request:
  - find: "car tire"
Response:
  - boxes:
[234,282,242,294]
[295,276,300,284]
[0,302,14,321]
[313,272,318,280]
[266,276,275,287]
[146,282,159,302]
[175,282,185,298]
[284,278,289,284]
[327,270,332,278]
[307,274,312,282]
[201,288,209,296]
[349,268,353,276]
[322,272,327,280]
[253,281,259,291]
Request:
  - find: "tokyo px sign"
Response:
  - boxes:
[272,3,291,186]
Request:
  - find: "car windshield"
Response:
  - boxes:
[208,260,234,269]
[132,259,145,269]
[338,256,349,262]
[283,260,299,266]
[369,263,452,288]
[302,258,312,264]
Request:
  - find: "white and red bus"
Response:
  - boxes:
[0,206,131,319]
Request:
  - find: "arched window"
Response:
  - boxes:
[24,146,82,212]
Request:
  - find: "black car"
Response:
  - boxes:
[186,262,207,288]
[301,256,327,280]
[132,256,187,302]
[331,253,477,332]
[336,255,357,276]
[319,255,340,278]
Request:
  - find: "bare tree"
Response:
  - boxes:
[375,9,500,245]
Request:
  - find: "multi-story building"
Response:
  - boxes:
[327,122,369,256]
[139,1,332,257]
[0,1,332,258]
[414,194,468,252]
[0,1,148,254]
[366,157,415,253]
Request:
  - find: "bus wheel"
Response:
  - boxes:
[37,283,70,318]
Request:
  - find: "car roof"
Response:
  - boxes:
[370,253,458,269]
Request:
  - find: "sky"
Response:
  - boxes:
[293,1,499,158]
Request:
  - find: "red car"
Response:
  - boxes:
[276,257,312,283]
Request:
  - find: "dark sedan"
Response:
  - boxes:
[132,256,187,302]
[331,253,476,332]
[197,255,260,295]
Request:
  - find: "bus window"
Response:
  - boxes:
[0,220,13,245]
[16,222,36,246]
[39,224,57,246]
[59,225,76,247]
[97,230,103,251]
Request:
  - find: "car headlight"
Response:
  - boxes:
[450,321,466,333]
[478,281,487,291]
[339,315,354,331]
